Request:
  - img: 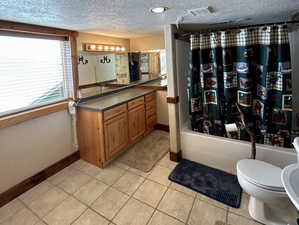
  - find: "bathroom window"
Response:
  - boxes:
[0,34,72,116]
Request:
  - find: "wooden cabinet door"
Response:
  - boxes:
[104,112,129,160]
[128,105,146,142]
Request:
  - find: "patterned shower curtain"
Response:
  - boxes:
[188,25,293,148]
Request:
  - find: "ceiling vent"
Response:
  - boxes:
[176,6,215,28]
[187,7,215,17]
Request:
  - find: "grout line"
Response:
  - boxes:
[185,194,196,225]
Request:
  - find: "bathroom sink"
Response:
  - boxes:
[281,164,299,211]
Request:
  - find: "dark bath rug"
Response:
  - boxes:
[169,159,242,208]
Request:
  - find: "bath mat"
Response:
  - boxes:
[118,130,169,172]
[169,159,242,208]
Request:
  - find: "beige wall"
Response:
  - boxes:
[0,110,74,193]
[130,34,165,52]
[156,90,169,125]
[77,32,130,52]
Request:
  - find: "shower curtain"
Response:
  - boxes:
[188,25,293,148]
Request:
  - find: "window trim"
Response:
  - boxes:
[0,20,78,129]
[0,100,69,129]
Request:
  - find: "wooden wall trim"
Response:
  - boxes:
[0,151,80,208]
[154,123,169,132]
[169,151,182,162]
[0,20,78,37]
[166,96,179,104]
[0,101,69,129]
[70,35,79,98]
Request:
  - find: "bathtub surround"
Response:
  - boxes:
[164,24,297,174]
[189,25,293,148]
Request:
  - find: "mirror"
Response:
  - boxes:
[78,49,166,98]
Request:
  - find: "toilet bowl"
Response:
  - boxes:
[237,159,298,225]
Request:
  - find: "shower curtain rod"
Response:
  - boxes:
[174,19,299,41]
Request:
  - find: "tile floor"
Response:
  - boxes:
[0,153,262,225]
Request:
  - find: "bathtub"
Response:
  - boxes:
[180,122,297,174]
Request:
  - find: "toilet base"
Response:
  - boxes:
[248,196,298,225]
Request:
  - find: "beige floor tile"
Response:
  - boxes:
[73,209,110,225]
[113,198,154,225]
[227,213,261,225]
[148,165,172,186]
[74,179,109,205]
[43,196,87,225]
[112,161,130,170]
[70,160,103,176]
[96,165,126,185]
[133,180,167,207]
[128,167,151,177]
[47,167,73,185]
[229,192,251,219]
[78,162,103,177]
[19,181,53,205]
[28,187,68,217]
[70,160,90,171]
[158,188,194,223]
[197,193,229,210]
[1,207,39,225]
[112,171,144,195]
[148,210,184,225]
[169,182,197,198]
[158,154,178,170]
[34,221,47,225]
[91,187,129,220]
[188,199,227,225]
[0,199,25,223]
[58,169,91,194]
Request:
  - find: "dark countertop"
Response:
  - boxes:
[77,88,155,112]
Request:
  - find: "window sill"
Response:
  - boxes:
[0,101,69,129]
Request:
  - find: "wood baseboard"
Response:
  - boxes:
[154,123,169,132]
[0,151,80,207]
[169,151,182,162]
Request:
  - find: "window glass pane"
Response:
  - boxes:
[0,35,67,115]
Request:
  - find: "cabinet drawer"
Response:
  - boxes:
[146,107,156,118]
[145,92,156,102]
[146,99,156,111]
[128,97,144,110]
[103,104,127,121]
[147,115,157,130]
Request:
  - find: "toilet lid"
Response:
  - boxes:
[237,159,284,191]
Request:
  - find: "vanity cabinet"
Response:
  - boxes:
[145,92,157,131]
[77,91,157,167]
[128,97,146,142]
[104,112,129,160]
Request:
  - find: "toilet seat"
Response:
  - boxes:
[237,159,285,192]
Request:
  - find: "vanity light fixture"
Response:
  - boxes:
[90,44,96,50]
[150,7,168,14]
[84,43,126,52]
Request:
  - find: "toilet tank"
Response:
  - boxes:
[293,137,299,163]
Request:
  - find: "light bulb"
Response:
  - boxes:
[90,45,96,50]
[97,45,103,50]
[104,46,109,51]
[121,47,125,51]
[116,46,121,51]
[110,46,115,51]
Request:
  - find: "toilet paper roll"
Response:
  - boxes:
[225,123,238,132]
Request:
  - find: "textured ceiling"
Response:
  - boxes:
[0,0,299,38]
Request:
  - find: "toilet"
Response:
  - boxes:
[237,138,299,225]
